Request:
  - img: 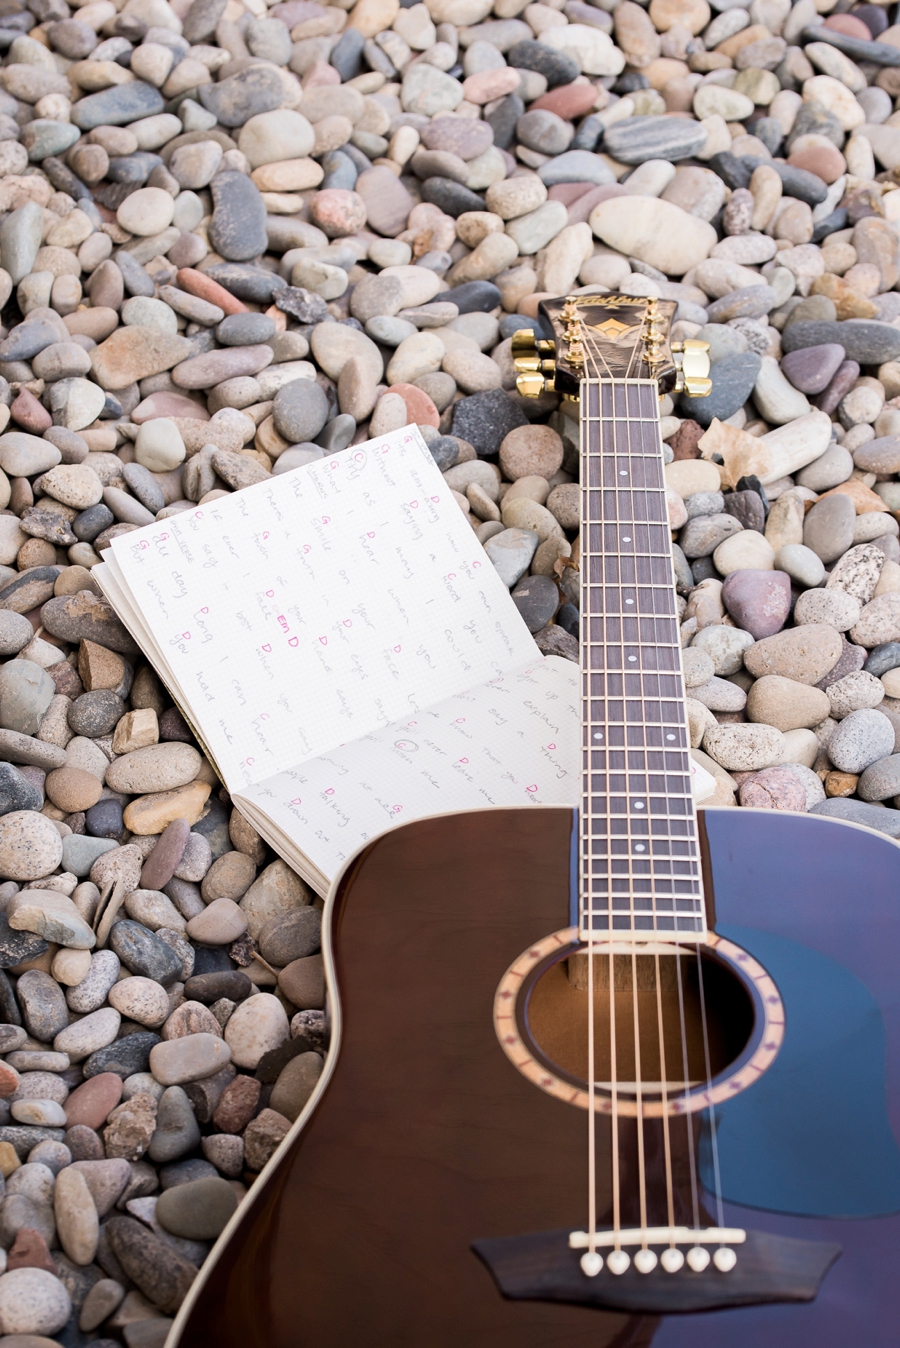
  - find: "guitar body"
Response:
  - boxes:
[170,805,900,1348]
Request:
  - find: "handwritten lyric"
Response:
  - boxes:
[237,659,580,881]
[110,428,537,790]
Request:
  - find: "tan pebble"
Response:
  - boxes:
[44,767,103,812]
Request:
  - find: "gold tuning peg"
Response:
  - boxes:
[673,338,712,399]
[511,328,555,355]
[512,328,555,397]
[516,371,550,397]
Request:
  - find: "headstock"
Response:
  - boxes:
[512,294,712,401]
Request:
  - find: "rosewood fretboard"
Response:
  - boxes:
[580,379,705,941]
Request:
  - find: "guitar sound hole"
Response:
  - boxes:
[523,949,756,1109]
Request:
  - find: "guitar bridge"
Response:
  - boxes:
[472,1227,841,1315]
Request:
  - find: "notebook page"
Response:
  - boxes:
[235,657,580,889]
[106,427,537,792]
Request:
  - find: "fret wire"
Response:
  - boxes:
[580,377,704,938]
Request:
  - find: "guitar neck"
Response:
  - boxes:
[580,377,706,943]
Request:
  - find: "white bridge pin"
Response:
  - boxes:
[660,1248,684,1273]
[580,1251,603,1278]
[634,1249,658,1274]
[606,1250,630,1276]
[686,1247,710,1272]
[714,1247,737,1272]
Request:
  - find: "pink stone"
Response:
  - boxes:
[310,188,367,238]
[823,12,871,38]
[548,182,596,205]
[0,1060,19,1098]
[69,1158,132,1215]
[7,1228,56,1273]
[176,268,249,317]
[11,387,51,433]
[270,0,325,22]
[462,67,521,105]
[64,1072,124,1130]
[739,766,808,812]
[302,59,341,88]
[355,167,414,239]
[131,392,209,423]
[387,382,440,428]
[140,817,191,890]
[722,569,792,640]
[787,143,846,185]
[530,82,597,120]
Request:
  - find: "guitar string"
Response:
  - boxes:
[625,309,677,1248]
[579,317,702,1262]
[676,942,702,1237]
[696,943,726,1232]
[622,377,649,1255]
[583,341,620,1254]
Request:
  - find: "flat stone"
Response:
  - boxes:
[63,1072,123,1131]
[782,320,900,364]
[72,82,165,132]
[109,921,183,986]
[155,1176,236,1239]
[269,1051,322,1122]
[208,170,267,263]
[149,1033,232,1086]
[744,624,844,684]
[702,722,787,771]
[6,890,95,950]
[810,796,900,836]
[83,1030,160,1081]
[200,65,285,128]
[104,1215,196,1314]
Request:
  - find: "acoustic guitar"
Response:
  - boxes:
[168,295,900,1348]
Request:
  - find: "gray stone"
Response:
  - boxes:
[680,352,762,427]
[858,753,900,801]
[272,380,329,444]
[72,82,165,132]
[147,1085,201,1164]
[810,796,900,837]
[208,170,267,263]
[604,116,709,165]
[199,65,285,128]
[827,707,896,774]
[782,321,900,365]
[17,969,68,1043]
[804,493,856,564]
[109,921,183,986]
[0,663,54,737]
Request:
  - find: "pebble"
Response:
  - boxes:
[156,1175,237,1240]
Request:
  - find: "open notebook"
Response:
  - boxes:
[94,425,585,894]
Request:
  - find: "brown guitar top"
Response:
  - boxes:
[171,807,658,1348]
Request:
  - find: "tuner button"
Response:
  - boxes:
[670,341,684,353]
[511,329,537,356]
[516,371,546,398]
